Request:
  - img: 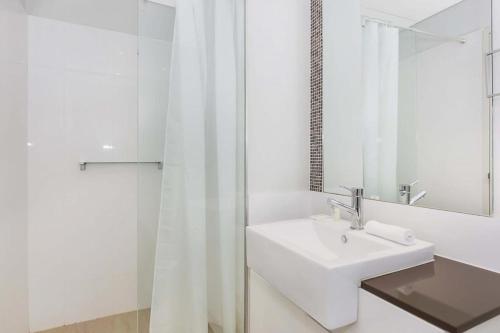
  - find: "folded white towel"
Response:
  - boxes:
[365,220,415,246]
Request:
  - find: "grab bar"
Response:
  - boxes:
[486,48,500,98]
[79,161,163,171]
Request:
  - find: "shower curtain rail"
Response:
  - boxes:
[362,16,467,44]
[79,161,163,171]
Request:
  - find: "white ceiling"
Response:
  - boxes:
[25,0,138,34]
[361,0,464,25]
[24,0,175,39]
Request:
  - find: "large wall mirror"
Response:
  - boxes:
[319,0,494,216]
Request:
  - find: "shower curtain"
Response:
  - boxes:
[362,21,399,201]
[149,0,245,332]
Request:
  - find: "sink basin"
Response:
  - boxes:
[246,218,434,330]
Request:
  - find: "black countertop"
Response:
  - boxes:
[361,256,500,332]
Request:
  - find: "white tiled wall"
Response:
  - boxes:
[27,15,171,331]
[246,0,311,226]
[0,1,29,332]
[27,16,138,331]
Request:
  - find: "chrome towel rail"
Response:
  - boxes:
[79,161,163,171]
[487,48,500,99]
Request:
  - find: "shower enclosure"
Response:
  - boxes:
[0,0,246,332]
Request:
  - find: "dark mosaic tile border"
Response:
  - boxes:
[310,0,323,192]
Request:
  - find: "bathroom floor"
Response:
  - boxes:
[34,310,221,333]
[33,310,150,333]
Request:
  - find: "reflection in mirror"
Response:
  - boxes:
[323,0,364,191]
[323,0,493,216]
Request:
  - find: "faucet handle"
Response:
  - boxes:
[339,186,364,197]
[400,180,419,192]
[409,180,419,187]
[400,180,419,187]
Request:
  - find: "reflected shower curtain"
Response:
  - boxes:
[362,21,399,201]
[149,0,245,332]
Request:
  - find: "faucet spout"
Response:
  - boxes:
[409,191,427,206]
[327,187,364,230]
[327,198,355,214]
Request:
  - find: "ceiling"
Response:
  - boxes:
[24,0,175,39]
[25,0,138,34]
[360,0,464,26]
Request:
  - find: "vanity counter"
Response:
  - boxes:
[361,256,500,332]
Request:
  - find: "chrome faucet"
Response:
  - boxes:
[399,181,427,206]
[327,186,364,230]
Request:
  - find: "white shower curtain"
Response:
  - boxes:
[149,0,245,332]
[362,21,399,201]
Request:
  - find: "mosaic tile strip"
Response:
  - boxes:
[310,0,323,192]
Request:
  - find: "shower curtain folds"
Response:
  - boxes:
[149,0,245,333]
[362,21,399,202]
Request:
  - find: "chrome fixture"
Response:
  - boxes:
[486,48,500,98]
[79,161,163,171]
[409,191,427,206]
[399,181,427,206]
[327,186,364,230]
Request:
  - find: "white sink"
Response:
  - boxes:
[246,219,434,330]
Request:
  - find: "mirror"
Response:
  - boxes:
[322,0,493,216]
